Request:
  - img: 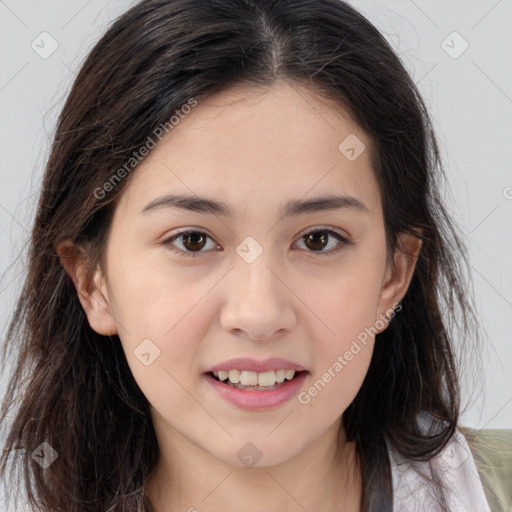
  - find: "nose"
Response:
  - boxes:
[220,256,296,342]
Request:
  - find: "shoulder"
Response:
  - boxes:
[385,412,491,512]
[460,426,512,512]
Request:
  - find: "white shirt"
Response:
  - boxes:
[387,415,491,511]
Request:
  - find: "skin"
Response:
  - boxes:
[58,79,422,512]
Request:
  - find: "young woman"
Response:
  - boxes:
[0,0,490,511]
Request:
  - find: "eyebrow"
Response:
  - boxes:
[139,193,370,218]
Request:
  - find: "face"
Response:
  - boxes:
[60,80,419,469]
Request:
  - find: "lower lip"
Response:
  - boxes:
[203,371,308,411]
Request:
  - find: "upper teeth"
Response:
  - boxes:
[213,369,296,386]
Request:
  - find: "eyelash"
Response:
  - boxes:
[162,226,352,258]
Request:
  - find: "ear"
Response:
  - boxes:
[375,231,422,333]
[56,239,118,336]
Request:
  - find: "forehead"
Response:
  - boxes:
[117,80,381,219]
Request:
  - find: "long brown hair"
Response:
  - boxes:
[0,0,482,510]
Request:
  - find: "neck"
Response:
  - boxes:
[145,418,362,512]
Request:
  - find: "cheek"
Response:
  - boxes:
[107,257,212,398]
[296,260,383,410]
[299,343,373,427]
[299,285,377,418]
[115,298,208,418]
[302,258,383,344]
[110,246,213,336]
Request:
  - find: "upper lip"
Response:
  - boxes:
[206,357,307,373]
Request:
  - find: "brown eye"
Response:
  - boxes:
[163,227,351,258]
[304,231,329,251]
[295,228,351,255]
[180,232,207,251]
[163,230,218,257]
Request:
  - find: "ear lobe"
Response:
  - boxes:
[376,231,423,332]
[56,239,118,336]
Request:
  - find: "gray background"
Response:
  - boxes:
[0,0,511,450]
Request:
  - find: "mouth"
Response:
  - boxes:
[206,369,308,391]
[202,357,310,410]
[204,369,309,410]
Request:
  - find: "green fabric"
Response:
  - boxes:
[460,427,512,512]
